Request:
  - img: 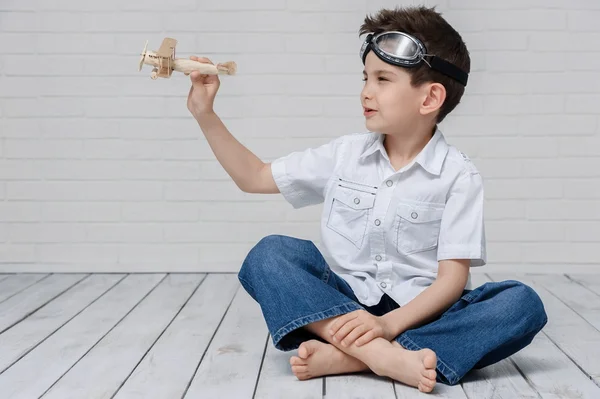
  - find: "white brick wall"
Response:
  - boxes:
[0,0,598,273]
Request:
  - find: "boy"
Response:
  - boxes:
[186,5,547,393]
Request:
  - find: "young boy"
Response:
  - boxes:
[186,5,547,393]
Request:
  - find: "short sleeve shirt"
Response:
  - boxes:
[270,128,487,307]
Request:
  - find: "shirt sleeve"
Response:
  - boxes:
[437,169,487,267]
[270,137,342,209]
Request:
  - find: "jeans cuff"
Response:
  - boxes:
[272,301,363,351]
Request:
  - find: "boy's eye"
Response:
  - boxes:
[362,77,388,82]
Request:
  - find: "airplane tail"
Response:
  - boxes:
[217,61,237,75]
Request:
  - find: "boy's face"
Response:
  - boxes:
[360,51,426,135]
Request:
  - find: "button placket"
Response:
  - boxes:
[369,178,394,297]
[376,260,393,289]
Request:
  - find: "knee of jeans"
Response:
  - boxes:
[510,281,548,329]
[238,234,285,282]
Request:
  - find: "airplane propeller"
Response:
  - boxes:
[138,40,148,71]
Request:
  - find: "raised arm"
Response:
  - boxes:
[195,111,279,194]
[186,56,279,194]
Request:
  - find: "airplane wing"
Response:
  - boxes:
[157,37,177,58]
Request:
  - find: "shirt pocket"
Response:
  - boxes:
[394,202,444,256]
[326,184,376,249]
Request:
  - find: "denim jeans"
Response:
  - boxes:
[238,235,548,385]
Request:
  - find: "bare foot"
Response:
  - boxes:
[289,340,369,380]
[374,341,437,393]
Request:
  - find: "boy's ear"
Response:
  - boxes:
[419,82,446,117]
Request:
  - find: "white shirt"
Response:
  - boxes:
[271,128,487,307]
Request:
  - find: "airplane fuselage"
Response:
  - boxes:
[142,51,164,68]
[141,51,173,79]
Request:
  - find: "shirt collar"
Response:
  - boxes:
[359,127,449,176]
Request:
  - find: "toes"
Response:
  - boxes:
[294,372,311,381]
[421,377,436,390]
[298,344,308,359]
[298,340,320,360]
[422,349,437,369]
[418,380,434,393]
[290,356,305,366]
[292,365,308,373]
[291,363,310,381]
[422,368,437,380]
[291,365,311,381]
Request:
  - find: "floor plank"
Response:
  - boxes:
[326,373,396,399]
[491,273,600,390]
[184,288,268,399]
[510,332,600,399]
[395,381,468,399]
[0,274,86,334]
[0,274,165,399]
[41,274,204,399]
[0,274,125,373]
[461,359,539,399]
[532,274,600,332]
[0,274,48,304]
[254,337,323,399]
[112,274,239,399]
[568,274,600,297]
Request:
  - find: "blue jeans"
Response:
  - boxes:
[238,235,548,385]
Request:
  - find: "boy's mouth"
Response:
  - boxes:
[363,107,377,116]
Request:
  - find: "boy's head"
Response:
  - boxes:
[358,6,470,133]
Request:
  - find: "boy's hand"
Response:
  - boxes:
[186,56,220,120]
[328,310,394,347]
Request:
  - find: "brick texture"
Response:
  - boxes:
[0,0,598,272]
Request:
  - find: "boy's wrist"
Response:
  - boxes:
[195,109,217,123]
[381,310,405,338]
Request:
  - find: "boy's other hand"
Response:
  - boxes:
[186,56,220,120]
[328,310,394,347]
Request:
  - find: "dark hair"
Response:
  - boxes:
[359,5,470,123]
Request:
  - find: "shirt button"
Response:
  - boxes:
[411,211,418,219]
[380,282,387,289]
[354,197,360,204]
[374,219,381,226]
[386,180,393,187]
[375,255,382,261]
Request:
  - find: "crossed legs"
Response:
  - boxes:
[289,317,438,393]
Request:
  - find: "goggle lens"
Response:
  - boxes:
[375,32,419,60]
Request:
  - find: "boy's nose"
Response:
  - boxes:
[361,89,372,101]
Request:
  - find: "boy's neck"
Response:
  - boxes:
[383,124,436,167]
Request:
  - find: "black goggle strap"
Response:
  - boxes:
[360,34,373,63]
[428,56,469,87]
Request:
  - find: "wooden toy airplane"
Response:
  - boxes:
[138,37,237,79]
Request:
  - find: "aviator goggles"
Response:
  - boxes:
[360,31,469,86]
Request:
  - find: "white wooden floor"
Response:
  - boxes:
[0,272,599,398]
